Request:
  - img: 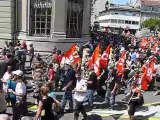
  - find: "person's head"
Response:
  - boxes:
[64,59,71,70]
[52,58,58,63]
[40,85,49,96]
[127,56,131,60]
[45,81,54,91]
[12,70,23,81]
[57,50,61,55]
[4,41,8,46]
[131,66,135,70]
[108,66,114,73]
[49,63,53,68]
[75,72,81,81]
[9,42,13,47]
[29,43,33,47]
[7,66,12,73]
[52,46,57,53]
[2,51,6,56]
[0,114,10,120]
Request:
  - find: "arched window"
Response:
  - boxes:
[30,0,52,37]
[66,0,84,38]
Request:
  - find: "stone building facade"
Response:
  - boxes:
[0,0,91,51]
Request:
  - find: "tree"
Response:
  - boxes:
[142,18,160,32]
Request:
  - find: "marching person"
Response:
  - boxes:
[34,85,60,120]
[0,80,7,114]
[127,79,144,120]
[104,66,118,110]
[8,70,27,120]
[86,65,97,108]
[74,73,88,120]
[60,59,76,113]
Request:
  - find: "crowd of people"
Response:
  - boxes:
[0,31,159,120]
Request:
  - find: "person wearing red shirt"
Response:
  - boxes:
[48,64,55,81]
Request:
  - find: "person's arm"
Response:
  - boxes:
[63,80,73,91]
[131,88,141,100]
[8,82,25,97]
[35,101,43,119]
[111,82,118,94]
[53,98,60,106]
[48,69,54,81]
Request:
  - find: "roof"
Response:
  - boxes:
[108,6,140,12]
[100,6,140,14]
[141,0,160,6]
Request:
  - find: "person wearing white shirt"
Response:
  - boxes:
[1,66,12,92]
[8,70,27,120]
[74,73,87,120]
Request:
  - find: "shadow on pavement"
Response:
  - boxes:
[88,114,103,120]
[110,114,124,120]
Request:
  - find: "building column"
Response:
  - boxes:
[17,0,28,39]
[51,0,68,39]
[82,0,91,38]
[21,0,28,33]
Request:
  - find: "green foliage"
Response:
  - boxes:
[142,18,160,31]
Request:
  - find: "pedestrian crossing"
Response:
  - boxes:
[87,105,160,120]
[27,103,160,119]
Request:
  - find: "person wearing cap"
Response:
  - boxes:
[73,73,87,120]
[104,66,117,110]
[60,59,76,113]
[8,70,27,120]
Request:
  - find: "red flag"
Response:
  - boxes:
[64,44,77,58]
[99,44,111,69]
[140,38,148,49]
[141,70,148,91]
[88,44,101,76]
[62,44,81,65]
[88,44,100,66]
[70,51,81,64]
[116,51,126,76]
[146,67,153,82]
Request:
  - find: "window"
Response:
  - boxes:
[125,20,131,24]
[125,20,129,24]
[66,0,84,38]
[30,0,52,37]
[118,20,124,24]
[111,19,117,23]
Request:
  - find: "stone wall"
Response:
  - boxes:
[0,0,15,47]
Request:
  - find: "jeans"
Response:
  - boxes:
[87,89,95,106]
[105,89,115,108]
[61,90,73,110]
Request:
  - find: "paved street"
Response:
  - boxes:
[7,76,160,120]
[6,63,160,120]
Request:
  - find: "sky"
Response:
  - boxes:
[112,0,136,5]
